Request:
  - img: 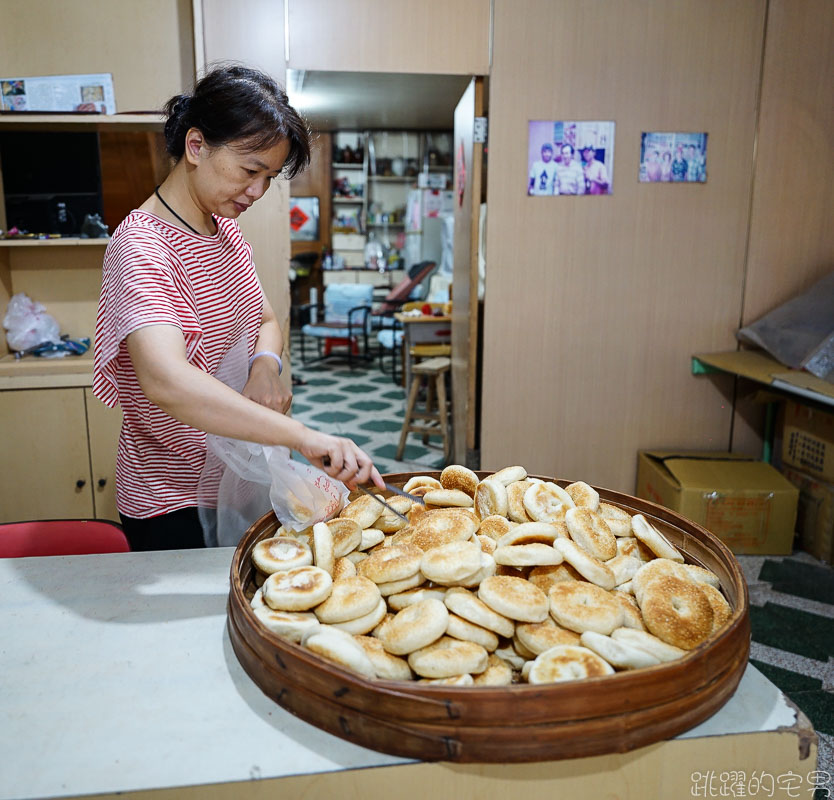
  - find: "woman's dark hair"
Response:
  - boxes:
[162,63,311,178]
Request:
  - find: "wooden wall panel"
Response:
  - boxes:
[482,0,766,492]
[741,0,834,324]
[201,0,291,360]
[0,0,193,113]
[730,0,834,457]
[287,0,490,74]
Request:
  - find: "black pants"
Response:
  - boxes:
[119,507,207,552]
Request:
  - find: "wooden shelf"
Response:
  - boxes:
[368,175,415,183]
[0,350,94,390]
[0,112,164,132]
[368,222,405,227]
[0,238,109,248]
[332,163,364,170]
[332,196,364,203]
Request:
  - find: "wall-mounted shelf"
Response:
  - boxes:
[0,351,95,390]
[0,238,109,248]
[0,113,164,132]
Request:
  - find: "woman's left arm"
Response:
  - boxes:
[242,296,292,414]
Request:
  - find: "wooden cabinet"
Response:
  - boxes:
[86,387,122,520]
[0,387,120,522]
[0,115,158,523]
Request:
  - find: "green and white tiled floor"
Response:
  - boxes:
[289,330,834,779]
[289,331,449,476]
[736,552,834,780]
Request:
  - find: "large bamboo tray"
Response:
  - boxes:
[227,472,750,763]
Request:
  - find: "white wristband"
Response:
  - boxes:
[248,350,283,375]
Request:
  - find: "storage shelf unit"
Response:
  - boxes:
[329,130,452,271]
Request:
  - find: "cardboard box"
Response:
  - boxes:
[780,464,834,564]
[636,451,798,555]
[781,400,834,482]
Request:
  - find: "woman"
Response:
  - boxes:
[93,65,383,551]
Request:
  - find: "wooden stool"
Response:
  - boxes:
[396,356,451,462]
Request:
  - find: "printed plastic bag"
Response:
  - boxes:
[265,447,349,534]
[3,292,61,352]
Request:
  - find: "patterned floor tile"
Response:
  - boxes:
[310,410,359,424]
[338,382,384,395]
[360,419,404,433]
[348,400,396,411]
[749,602,834,662]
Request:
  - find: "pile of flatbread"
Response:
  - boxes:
[247,465,732,686]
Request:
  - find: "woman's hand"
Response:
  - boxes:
[242,357,292,414]
[299,430,384,490]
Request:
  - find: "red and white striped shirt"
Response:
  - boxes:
[93,211,265,518]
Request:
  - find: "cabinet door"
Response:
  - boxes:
[0,388,93,522]
[85,389,122,522]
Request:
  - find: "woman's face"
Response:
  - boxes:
[187,132,290,218]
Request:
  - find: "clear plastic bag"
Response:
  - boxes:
[3,292,61,352]
[197,338,349,546]
[199,437,348,545]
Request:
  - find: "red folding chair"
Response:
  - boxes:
[0,519,130,558]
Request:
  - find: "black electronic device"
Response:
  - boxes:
[0,131,104,235]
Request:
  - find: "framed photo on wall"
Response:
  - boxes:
[639,132,708,183]
[527,120,615,196]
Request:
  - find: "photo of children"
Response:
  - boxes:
[528,121,615,196]
[639,132,708,183]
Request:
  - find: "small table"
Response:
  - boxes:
[393,312,451,389]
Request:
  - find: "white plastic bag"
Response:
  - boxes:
[197,337,348,546]
[199,437,349,544]
[3,292,61,352]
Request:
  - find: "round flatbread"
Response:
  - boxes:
[527,644,614,684]
[478,575,549,622]
[263,565,333,611]
[444,586,515,637]
[440,465,479,497]
[252,536,313,575]
[640,575,714,650]
[407,635,489,679]
[314,575,382,624]
[356,543,423,584]
[548,581,624,635]
[301,625,375,679]
[376,598,449,655]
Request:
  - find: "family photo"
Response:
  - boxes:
[639,131,708,183]
[527,120,615,196]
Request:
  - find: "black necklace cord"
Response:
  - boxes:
[154,186,212,236]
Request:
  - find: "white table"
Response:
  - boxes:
[0,549,819,800]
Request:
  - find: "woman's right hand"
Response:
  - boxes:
[299,430,384,490]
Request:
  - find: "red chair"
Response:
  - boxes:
[0,519,130,558]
